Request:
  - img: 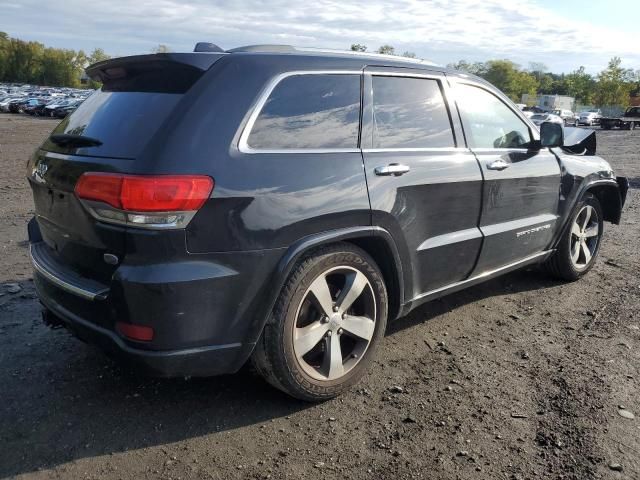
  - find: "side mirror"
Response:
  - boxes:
[540,121,564,148]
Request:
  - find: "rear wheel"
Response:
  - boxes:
[544,194,603,281]
[252,244,388,401]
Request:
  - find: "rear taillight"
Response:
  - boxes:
[75,173,214,229]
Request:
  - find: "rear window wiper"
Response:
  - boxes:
[50,134,103,148]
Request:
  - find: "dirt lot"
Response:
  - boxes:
[0,113,638,480]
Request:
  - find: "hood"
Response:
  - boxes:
[562,127,596,155]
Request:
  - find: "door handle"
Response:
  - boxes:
[374,164,411,176]
[487,159,510,171]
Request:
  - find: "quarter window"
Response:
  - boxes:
[247,74,360,150]
[371,76,455,149]
[455,84,532,149]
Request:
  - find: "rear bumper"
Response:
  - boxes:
[29,221,285,377]
[37,289,244,377]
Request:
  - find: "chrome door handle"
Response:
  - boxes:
[487,159,510,171]
[374,164,410,176]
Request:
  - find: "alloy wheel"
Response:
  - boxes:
[293,266,376,381]
[570,205,600,269]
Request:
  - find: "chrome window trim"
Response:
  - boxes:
[238,70,363,154]
[362,147,468,153]
[365,70,458,150]
[471,147,532,153]
[449,77,540,144]
[367,71,444,81]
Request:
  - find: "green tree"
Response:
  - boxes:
[446,60,486,76]
[152,44,171,53]
[350,44,367,52]
[39,47,81,87]
[402,51,416,58]
[481,60,539,101]
[562,66,595,104]
[377,45,395,55]
[595,57,633,107]
[85,48,111,89]
[0,32,9,80]
[3,38,44,83]
[88,48,110,65]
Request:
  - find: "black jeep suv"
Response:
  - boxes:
[27,45,628,400]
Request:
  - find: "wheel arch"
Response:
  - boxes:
[586,181,625,225]
[275,227,406,322]
[251,227,405,334]
[551,178,625,251]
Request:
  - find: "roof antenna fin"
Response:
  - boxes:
[194,42,224,53]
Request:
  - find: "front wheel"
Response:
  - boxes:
[252,243,388,401]
[544,194,603,281]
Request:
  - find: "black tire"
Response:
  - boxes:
[252,243,388,401]
[544,193,603,281]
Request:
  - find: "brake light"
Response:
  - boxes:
[75,173,213,212]
[75,173,214,229]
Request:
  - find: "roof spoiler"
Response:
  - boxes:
[86,52,226,83]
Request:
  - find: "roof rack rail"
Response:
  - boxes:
[227,44,296,53]
[225,44,438,66]
[295,47,438,66]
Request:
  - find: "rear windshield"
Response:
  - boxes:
[40,59,207,159]
[41,90,181,159]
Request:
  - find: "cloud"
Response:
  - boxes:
[3,0,639,72]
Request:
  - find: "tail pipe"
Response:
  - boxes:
[41,308,65,329]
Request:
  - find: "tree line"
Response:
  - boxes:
[1,31,638,107]
[0,32,111,89]
[352,44,640,107]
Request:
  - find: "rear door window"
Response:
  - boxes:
[371,76,455,149]
[246,74,361,150]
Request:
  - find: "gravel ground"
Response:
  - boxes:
[0,113,639,480]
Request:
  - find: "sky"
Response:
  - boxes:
[1,0,638,74]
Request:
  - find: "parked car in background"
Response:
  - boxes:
[522,105,545,119]
[23,99,51,115]
[552,109,577,126]
[8,98,29,113]
[600,107,640,130]
[27,45,628,400]
[51,100,82,118]
[578,110,602,126]
[0,82,93,117]
[530,113,563,127]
